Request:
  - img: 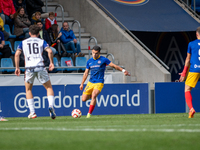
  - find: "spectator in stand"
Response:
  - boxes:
[14,7,31,39]
[48,24,70,57]
[60,21,84,57]
[14,0,27,15]
[31,12,44,25]
[26,0,49,20]
[0,31,11,59]
[0,3,2,14]
[45,12,57,31]
[0,16,9,41]
[0,0,16,31]
[36,20,56,55]
[0,4,5,24]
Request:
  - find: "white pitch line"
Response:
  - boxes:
[0,127,200,133]
[3,122,200,128]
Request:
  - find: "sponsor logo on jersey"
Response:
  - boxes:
[90,65,100,68]
[194,64,200,68]
[112,0,149,6]
[98,60,101,64]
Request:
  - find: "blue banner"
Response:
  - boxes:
[155,82,200,113]
[93,0,199,31]
[0,83,149,117]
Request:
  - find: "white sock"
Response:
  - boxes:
[27,99,35,114]
[48,95,54,108]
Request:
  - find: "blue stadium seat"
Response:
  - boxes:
[5,41,15,54]
[75,57,87,71]
[191,0,200,12]
[60,57,77,71]
[54,57,60,67]
[14,41,22,52]
[50,57,62,73]
[14,41,25,72]
[0,58,15,73]
[4,24,16,39]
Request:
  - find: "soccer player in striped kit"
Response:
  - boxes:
[15,25,56,119]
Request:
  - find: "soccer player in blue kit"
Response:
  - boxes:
[79,46,130,118]
[179,27,200,118]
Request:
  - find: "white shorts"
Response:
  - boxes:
[25,67,50,84]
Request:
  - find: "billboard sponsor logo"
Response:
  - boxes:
[14,90,141,113]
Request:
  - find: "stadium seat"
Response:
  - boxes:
[54,57,60,67]
[60,57,77,71]
[5,41,15,54]
[50,57,62,73]
[14,41,22,52]
[4,24,16,39]
[14,41,25,72]
[191,0,200,12]
[0,58,15,73]
[75,57,87,71]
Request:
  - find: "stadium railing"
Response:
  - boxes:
[88,37,98,59]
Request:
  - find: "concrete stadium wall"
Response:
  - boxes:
[57,0,171,87]
[0,72,125,86]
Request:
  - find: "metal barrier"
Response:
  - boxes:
[176,0,200,20]
[179,0,198,13]
[88,37,98,59]
[106,53,115,72]
[55,4,65,24]
[45,0,48,12]
[0,66,114,73]
[183,0,196,11]
[194,0,196,11]
[0,67,85,73]
[71,20,81,46]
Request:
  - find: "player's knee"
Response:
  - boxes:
[82,97,87,102]
[82,95,91,101]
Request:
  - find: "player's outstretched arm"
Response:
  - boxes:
[108,62,130,76]
[179,53,191,82]
[14,50,22,76]
[46,47,54,71]
[80,69,89,90]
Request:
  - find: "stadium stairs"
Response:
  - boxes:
[42,0,120,69]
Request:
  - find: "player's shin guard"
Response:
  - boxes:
[185,91,193,110]
[88,105,95,114]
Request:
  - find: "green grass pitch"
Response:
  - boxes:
[0,113,200,150]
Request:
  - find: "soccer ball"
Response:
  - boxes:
[71,109,82,118]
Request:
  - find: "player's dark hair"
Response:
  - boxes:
[92,46,101,52]
[29,25,40,35]
[196,27,200,35]
[36,20,42,24]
